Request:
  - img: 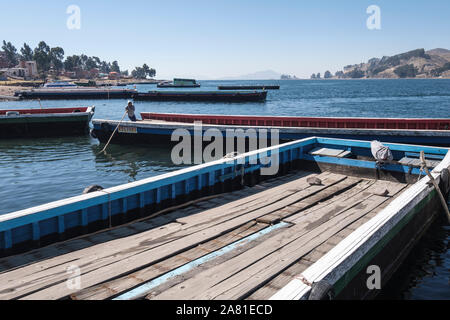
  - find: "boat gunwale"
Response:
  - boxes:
[140,111,450,122]
[93,118,450,137]
[0,106,95,119]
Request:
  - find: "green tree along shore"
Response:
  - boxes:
[1,40,156,79]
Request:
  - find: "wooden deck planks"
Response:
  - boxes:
[247,182,409,300]
[0,166,411,301]
[1,171,343,300]
[246,260,314,300]
[255,177,362,224]
[70,222,269,300]
[0,172,312,284]
[150,181,407,300]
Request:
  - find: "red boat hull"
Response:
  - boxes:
[141,112,450,131]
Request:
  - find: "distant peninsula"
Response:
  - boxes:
[312,48,450,79]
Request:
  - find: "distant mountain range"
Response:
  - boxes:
[218,70,282,80]
[325,48,450,79]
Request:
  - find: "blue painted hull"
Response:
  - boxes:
[92,121,450,147]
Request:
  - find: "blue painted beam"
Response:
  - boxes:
[113,222,290,300]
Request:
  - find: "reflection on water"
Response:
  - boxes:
[0,136,185,214]
[378,215,450,300]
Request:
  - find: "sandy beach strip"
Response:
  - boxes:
[0,86,22,100]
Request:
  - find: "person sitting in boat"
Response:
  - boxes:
[125,101,136,122]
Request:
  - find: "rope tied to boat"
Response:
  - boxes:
[222,152,246,186]
[97,110,128,155]
[296,274,313,287]
[223,152,240,159]
[419,151,450,223]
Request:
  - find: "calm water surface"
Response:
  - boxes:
[0,79,449,299]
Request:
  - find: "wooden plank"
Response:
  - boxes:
[0,171,314,275]
[193,195,398,299]
[70,222,267,300]
[337,150,352,158]
[282,179,375,224]
[310,148,345,157]
[285,180,405,226]
[150,191,395,300]
[246,260,313,300]
[175,171,328,226]
[255,177,362,224]
[251,182,408,299]
[3,173,345,300]
[398,157,440,168]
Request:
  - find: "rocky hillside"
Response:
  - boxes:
[330,48,450,79]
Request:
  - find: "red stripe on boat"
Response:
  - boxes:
[0,107,88,115]
[140,112,450,131]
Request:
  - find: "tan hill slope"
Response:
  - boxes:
[330,48,450,79]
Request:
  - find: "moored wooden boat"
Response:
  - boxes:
[92,114,450,146]
[15,88,137,100]
[0,106,95,138]
[157,78,201,88]
[43,81,77,88]
[218,85,280,90]
[0,137,448,300]
[133,90,268,102]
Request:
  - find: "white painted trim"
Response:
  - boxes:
[0,106,94,119]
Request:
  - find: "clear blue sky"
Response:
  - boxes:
[1,0,449,79]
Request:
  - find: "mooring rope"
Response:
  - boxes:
[97,111,128,155]
[420,151,450,223]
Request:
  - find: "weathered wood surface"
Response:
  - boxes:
[150,181,407,300]
[398,157,440,168]
[0,171,342,299]
[247,183,407,300]
[72,175,356,300]
[71,221,269,300]
[0,167,410,301]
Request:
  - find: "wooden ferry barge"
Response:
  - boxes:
[92,112,450,146]
[157,78,201,88]
[218,85,280,90]
[0,106,95,138]
[133,90,268,102]
[15,88,137,100]
[0,137,449,300]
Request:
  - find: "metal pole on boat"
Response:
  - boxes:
[420,151,450,223]
[38,98,42,109]
[97,111,128,155]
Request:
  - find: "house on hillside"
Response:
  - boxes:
[108,72,120,80]
[18,61,38,78]
[0,70,7,81]
[0,52,9,68]
[0,67,27,78]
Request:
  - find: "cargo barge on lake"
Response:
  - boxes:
[92,112,450,146]
[218,85,280,90]
[15,88,137,100]
[133,90,267,102]
[0,137,449,300]
[157,78,201,88]
[0,106,95,138]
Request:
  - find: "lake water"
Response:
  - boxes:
[0,79,449,299]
